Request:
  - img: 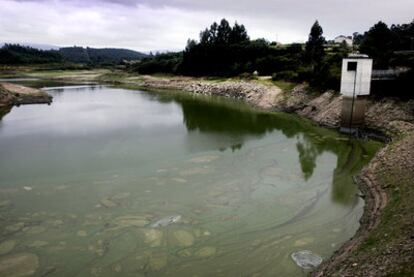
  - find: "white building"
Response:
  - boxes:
[340,54,373,131]
[340,54,373,97]
[334,35,353,47]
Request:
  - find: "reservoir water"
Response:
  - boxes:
[0,84,381,276]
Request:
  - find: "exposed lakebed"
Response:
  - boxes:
[0,83,381,276]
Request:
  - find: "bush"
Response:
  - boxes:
[296,66,313,82]
[272,71,298,81]
[239,72,257,80]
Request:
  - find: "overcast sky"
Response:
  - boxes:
[1,0,413,52]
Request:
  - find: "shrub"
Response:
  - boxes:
[272,71,298,81]
[239,72,257,80]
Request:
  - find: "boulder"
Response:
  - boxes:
[0,253,39,276]
[291,250,323,269]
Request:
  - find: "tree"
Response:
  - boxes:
[352,32,364,47]
[390,19,414,51]
[359,21,394,68]
[229,22,249,44]
[304,20,325,69]
[185,39,197,52]
[216,19,232,44]
[200,28,211,45]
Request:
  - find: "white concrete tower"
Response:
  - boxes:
[340,54,373,133]
[340,54,373,97]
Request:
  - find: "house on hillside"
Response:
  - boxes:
[334,35,353,47]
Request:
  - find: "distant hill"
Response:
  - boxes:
[0,44,63,64]
[0,44,148,65]
[0,42,60,51]
[59,47,148,63]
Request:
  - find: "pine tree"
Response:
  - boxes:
[229,22,249,44]
[216,19,232,44]
[359,21,394,68]
[305,20,325,69]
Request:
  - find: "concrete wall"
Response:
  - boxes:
[341,96,367,128]
[340,58,373,97]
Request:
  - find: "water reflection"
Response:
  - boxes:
[0,86,380,207]
[296,137,319,181]
[155,92,377,206]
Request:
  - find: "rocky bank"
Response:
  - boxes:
[0,82,52,107]
[122,75,414,136]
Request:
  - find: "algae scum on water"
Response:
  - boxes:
[0,84,381,276]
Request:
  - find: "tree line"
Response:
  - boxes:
[132,18,414,95]
[0,44,63,64]
[0,44,147,65]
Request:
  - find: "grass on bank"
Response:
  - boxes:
[345,131,414,276]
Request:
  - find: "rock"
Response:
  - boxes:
[189,155,219,163]
[88,240,107,257]
[100,198,117,208]
[28,241,48,248]
[177,249,192,257]
[113,264,122,273]
[111,192,131,200]
[143,229,163,247]
[77,230,87,237]
[193,229,201,237]
[5,223,25,233]
[51,220,64,226]
[114,215,149,228]
[148,253,168,271]
[179,167,210,176]
[90,267,102,276]
[0,253,39,276]
[294,237,314,247]
[0,200,11,209]
[195,247,216,258]
[0,83,52,106]
[172,230,194,247]
[40,266,56,276]
[291,250,323,269]
[0,240,16,255]
[171,178,187,183]
[54,185,68,191]
[151,215,181,228]
[26,226,46,234]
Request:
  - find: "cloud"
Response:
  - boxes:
[1,0,413,51]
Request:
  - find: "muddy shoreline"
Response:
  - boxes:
[0,82,52,108]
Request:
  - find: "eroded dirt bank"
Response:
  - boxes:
[0,82,52,107]
[125,75,282,109]
[116,75,414,136]
[314,131,414,276]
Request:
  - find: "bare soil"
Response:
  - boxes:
[0,83,52,107]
